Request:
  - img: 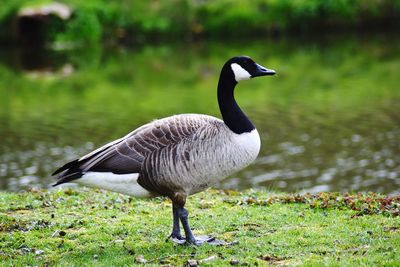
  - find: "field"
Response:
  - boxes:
[1,188,399,266]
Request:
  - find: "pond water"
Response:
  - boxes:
[0,34,399,194]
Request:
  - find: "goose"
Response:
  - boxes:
[53,56,275,245]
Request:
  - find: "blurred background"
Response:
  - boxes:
[0,1,399,194]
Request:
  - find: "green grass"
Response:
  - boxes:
[1,188,399,266]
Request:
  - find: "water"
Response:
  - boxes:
[1,34,399,194]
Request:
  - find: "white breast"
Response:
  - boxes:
[177,128,261,195]
[232,129,261,158]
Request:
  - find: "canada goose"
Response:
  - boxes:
[53,56,275,245]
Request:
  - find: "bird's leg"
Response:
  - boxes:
[169,192,219,246]
[177,206,218,245]
[166,203,184,242]
[177,206,198,244]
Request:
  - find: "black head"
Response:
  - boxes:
[225,56,276,82]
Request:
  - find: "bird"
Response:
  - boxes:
[52,56,275,245]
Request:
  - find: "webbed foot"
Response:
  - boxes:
[182,235,231,246]
[166,232,185,244]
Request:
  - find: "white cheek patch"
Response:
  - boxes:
[231,63,251,82]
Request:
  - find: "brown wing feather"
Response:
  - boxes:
[53,115,212,185]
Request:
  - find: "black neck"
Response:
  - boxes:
[217,66,255,134]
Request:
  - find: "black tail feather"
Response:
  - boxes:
[52,171,83,186]
[52,159,83,186]
[52,159,80,176]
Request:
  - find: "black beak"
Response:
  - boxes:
[252,63,276,77]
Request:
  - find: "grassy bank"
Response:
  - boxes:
[1,0,400,44]
[1,188,399,266]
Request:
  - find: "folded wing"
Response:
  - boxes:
[53,115,212,186]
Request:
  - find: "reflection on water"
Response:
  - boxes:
[0,34,399,194]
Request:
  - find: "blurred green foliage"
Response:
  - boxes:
[55,9,102,44]
[0,0,399,44]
